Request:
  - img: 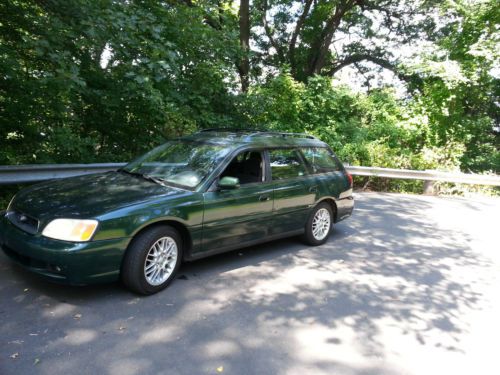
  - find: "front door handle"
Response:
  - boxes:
[259,194,270,202]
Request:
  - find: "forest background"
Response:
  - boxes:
[0,0,498,203]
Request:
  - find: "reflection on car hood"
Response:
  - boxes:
[10,172,187,219]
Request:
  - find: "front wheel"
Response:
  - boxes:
[121,225,183,295]
[302,202,333,246]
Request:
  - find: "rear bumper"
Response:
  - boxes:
[335,196,354,222]
[0,214,130,285]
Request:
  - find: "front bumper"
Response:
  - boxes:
[0,213,131,285]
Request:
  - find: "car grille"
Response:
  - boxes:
[6,210,40,235]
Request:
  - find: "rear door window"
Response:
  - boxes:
[269,149,308,180]
[301,147,341,174]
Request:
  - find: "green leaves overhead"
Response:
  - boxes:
[0,0,497,179]
[0,0,239,163]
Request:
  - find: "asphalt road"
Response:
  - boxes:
[1,192,499,375]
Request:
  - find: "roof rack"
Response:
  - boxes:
[247,131,317,140]
[199,128,257,133]
[198,128,317,140]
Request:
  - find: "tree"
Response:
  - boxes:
[408,0,499,172]
[238,0,250,92]
[0,0,240,163]
[251,0,434,85]
[0,0,497,178]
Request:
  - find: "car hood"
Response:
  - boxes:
[10,171,187,220]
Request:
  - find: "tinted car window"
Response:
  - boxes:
[301,147,341,173]
[269,149,307,180]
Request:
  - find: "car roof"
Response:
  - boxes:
[180,129,328,148]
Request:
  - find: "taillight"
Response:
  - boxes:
[345,171,353,187]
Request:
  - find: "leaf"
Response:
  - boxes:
[10,353,19,359]
[73,314,82,320]
[216,366,224,373]
[34,358,41,365]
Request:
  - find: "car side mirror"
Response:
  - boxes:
[218,176,240,190]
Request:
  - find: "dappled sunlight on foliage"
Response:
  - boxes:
[0,0,497,199]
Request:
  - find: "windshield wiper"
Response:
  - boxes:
[118,169,169,187]
[142,174,170,187]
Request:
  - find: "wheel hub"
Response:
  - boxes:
[144,236,178,286]
[312,208,331,241]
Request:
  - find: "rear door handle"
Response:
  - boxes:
[259,194,270,202]
[309,186,318,193]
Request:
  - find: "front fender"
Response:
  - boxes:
[93,194,204,241]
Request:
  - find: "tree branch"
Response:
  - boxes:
[328,53,422,87]
[288,0,314,71]
[238,0,250,92]
[261,0,285,63]
[307,0,360,76]
[329,54,394,75]
[172,0,222,30]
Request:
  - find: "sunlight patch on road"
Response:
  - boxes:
[63,329,98,345]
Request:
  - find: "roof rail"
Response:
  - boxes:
[198,128,318,140]
[199,128,258,133]
[247,131,317,140]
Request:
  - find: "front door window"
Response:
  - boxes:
[220,151,264,184]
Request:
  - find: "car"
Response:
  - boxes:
[0,129,354,294]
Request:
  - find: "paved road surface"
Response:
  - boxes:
[1,192,499,375]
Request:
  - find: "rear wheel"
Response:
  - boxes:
[302,202,333,245]
[121,225,182,295]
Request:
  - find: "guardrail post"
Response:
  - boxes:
[423,180,435,195]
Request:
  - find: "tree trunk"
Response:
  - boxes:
[238,0,250,92]
[306,2,349,77]
[288,0,313,74]
[304,0,363,78]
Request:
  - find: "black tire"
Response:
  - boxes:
[121,225,183,295]
[302,202,334,246]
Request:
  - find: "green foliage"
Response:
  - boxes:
[0,0,498,199]
[407,0,500,173]
[242,68,498,192]
[0,0,240,164]
[245,72,451,170]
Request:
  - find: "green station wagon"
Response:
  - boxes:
[0,130,353,294]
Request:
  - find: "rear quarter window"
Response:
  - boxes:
[269,149,307,180]
[301,147,342,174]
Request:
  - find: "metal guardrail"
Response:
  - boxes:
[0,163,126,185]
[0,163,499,186]
[346,166,500,186]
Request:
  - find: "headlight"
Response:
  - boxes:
[42,219,99,242]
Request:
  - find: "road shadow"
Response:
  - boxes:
[1,192,498,375]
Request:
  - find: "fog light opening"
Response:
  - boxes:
[47,264,63,273]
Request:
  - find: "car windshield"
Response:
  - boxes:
[123,141,231,189]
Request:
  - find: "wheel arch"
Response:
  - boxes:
[317,197,338,222]
[127,219,193,260]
